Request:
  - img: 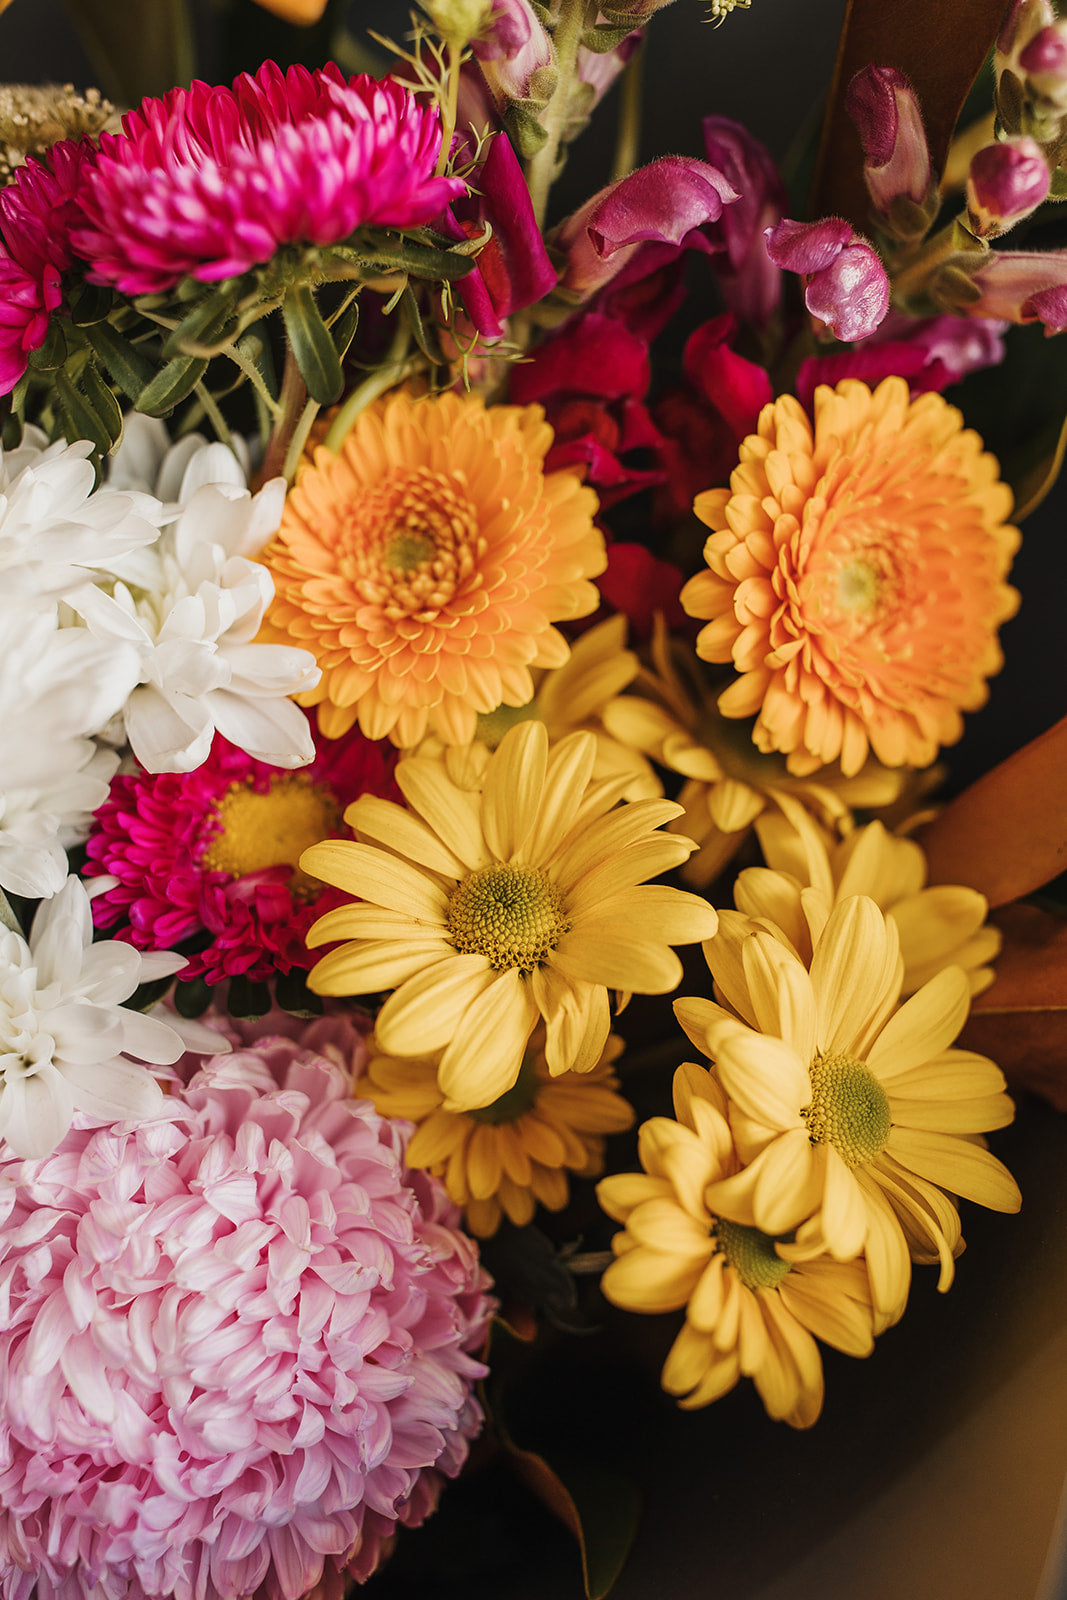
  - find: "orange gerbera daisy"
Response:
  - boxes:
[681,377,1020,777]
[259,389,606,746]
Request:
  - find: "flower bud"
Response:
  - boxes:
[966,137,1050,237]
[964,248,1067,333]
[472,0,555,108]
[765,217,890,341]
[422,0,497,45]
[845,66,935,239]
[1018,21,1067,122]
[996,0,1057,136]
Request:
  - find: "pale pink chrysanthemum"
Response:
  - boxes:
[0,139,94,395]
[0,1017,493,1600]
[74,61,466,295]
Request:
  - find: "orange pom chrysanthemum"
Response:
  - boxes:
[681,377,1020,777]
[260,390,606,746]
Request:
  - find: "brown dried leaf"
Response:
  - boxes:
[916,717,1067,907]
[972,904,1067,1016]
[810,0,1007,230]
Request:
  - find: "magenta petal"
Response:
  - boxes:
[804,242,891,340]
[765,216,853,274]
[510,311,649,405]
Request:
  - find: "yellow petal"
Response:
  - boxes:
[597,1172,672,1222]
[395,757,490,870]
[741,932,816,1064]
[810,895,902,1057]
[551,934,682,995]
[887,1128,1021,1212]
[522,728,597,863]
[818,1144,869,1260]
[601,1246,701,1313]
[481,720,547,861]
[438,968,540,1110]
[346,794,466,877]
[308,940,446,995]
[866,965,972,1080]
[375,955,496,1056]
[713,1030,809,1132]
[302,840,449,920]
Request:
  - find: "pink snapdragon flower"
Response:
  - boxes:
[845,65,934,230]
[966,136,1050,237]
[0,139,94,394]
[74,62,465,294]
[86,716,399,986]
[765,216,890,341]
[701,117,787,327]
[0,1024,493,1600]
[796,312,1007,408]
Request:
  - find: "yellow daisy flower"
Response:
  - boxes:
[598,1062,875,1427]
[741,795,1000,996]
[412,614,660,801]
[675,895,1020,1328]
[259,389,606,747]
[302,720,717,1111]
[362,1028,634,1237]
[601,619,906,888]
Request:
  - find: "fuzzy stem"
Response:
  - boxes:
[192,381,235,452]
[323,321,414,454]
[261,343,308,482]
[525,0,593,230]
[282,398,321,485]
[610,43,644,184]
[436,39,463,177]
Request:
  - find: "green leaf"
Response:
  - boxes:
[79,360,125,448]
[227,976,272,1020]
[27,322,68,373]
[580,22,638,51]
[86,321,156,402]
[174,976,213,1019]
[55,368,118,453]
[0,889,22,936]
[68,281,115,328]
[283,284,344,406]
[162,286,240,359]
[136,353,210,417]
[274,971,325,1018]
[327,295,360,365]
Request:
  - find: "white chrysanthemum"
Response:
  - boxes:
[108,413,252,502]
[0,743,118,899]
[0,876,199,1159]
[67,484,320,773]
[0,427,160,597]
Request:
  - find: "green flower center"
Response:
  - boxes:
[802,1051,891,1167]
[714,1218,791,1292]
[446,863,569,972]
[469,1052,540,1124]
[474,699,540,750]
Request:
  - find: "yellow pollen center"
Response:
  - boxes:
[474,700,541,750]
[713,1217,791,1292]
[446,863,569,971]
[200,774,341,893]
[836,558,881,614]
[802,1051,891,1167]
[340,464,485,619]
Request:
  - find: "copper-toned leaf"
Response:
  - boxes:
[505,1443,640,1599]
[811,0,1007,229]
[960,1010,1067,1111]
[972,904,1067,1015]
[916,717,1067,907]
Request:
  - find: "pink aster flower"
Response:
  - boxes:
[86,715,399,986]
[0,1022,493,1600]
[0,139,94,395]
[74,62,466,294]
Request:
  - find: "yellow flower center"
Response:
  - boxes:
[468,1052,540,1124]
[446,863,569,971]
[474,700,540,749]
[340,465,485,619]
[714,1218,791,1291]
[802,1051,892,1166]
[835,556,882,615]
[201,774,341,893]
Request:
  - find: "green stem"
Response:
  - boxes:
[890,215,987,304]
[282,398,321,486]
[609,42,644,184]
[323,321,414,454]
[224,341,283,422]
[192,381,235,452]
[262,343,308,482]
[435,39,462,178]
[525,0,593,230]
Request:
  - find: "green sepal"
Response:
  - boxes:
[68,281,115,327]
[236,323,278,402]
[27,321,68,373]
[55,367,120,453]
[328,294,360,365]
[580,22,636,51]
[1,411,22,450]
[0,888,22,936]
[173,976,213,1019]
[135,353,210,417]
[401,284,447,367]
[283,283,344,406]
[274,971,325,1018]
[227,976,272,1020]
[85,320,155,402]
[79,359,125,446]
[162,285,239,359]
[505,102,550,159]
[351,234,479,283]
[1048,166,1067,199]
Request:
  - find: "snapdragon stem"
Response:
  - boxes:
[435,39,462,178]
[526,0,593,230]
[282,398,320,485]
[610,43,644,185]
[262,344,307,482]
[322,320,414,455]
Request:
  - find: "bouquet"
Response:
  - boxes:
[0,0,1063,1595]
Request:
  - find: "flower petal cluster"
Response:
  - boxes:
[598,1062,874,1425]
[682,377,1020,776]
[765,217,890,342]
[75,63,464,293]
[259,389,606,748]
[86,718,399,985]
[364,1026,634,1237]
[302,720,717,1111]
[677,894,1020,1327]
[0,875,189,1159]
[0,1021,493,1600]
[744,798,1001,996]
[69,471,319,773]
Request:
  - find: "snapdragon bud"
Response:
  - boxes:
[422,0,497,45]
[846,66,937,241]
[765,217,890,341]
[1017,22,1067,140]
[967,137,1051,237]
[996,0,1057,135]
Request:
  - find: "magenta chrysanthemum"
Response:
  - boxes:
[74,62,466,294]
[0,139,94,394]
[0,1019,493,1600]
[86,716,399,985]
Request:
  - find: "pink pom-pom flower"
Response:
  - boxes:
[0,1017,493,1600]
[74,62,466,294]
